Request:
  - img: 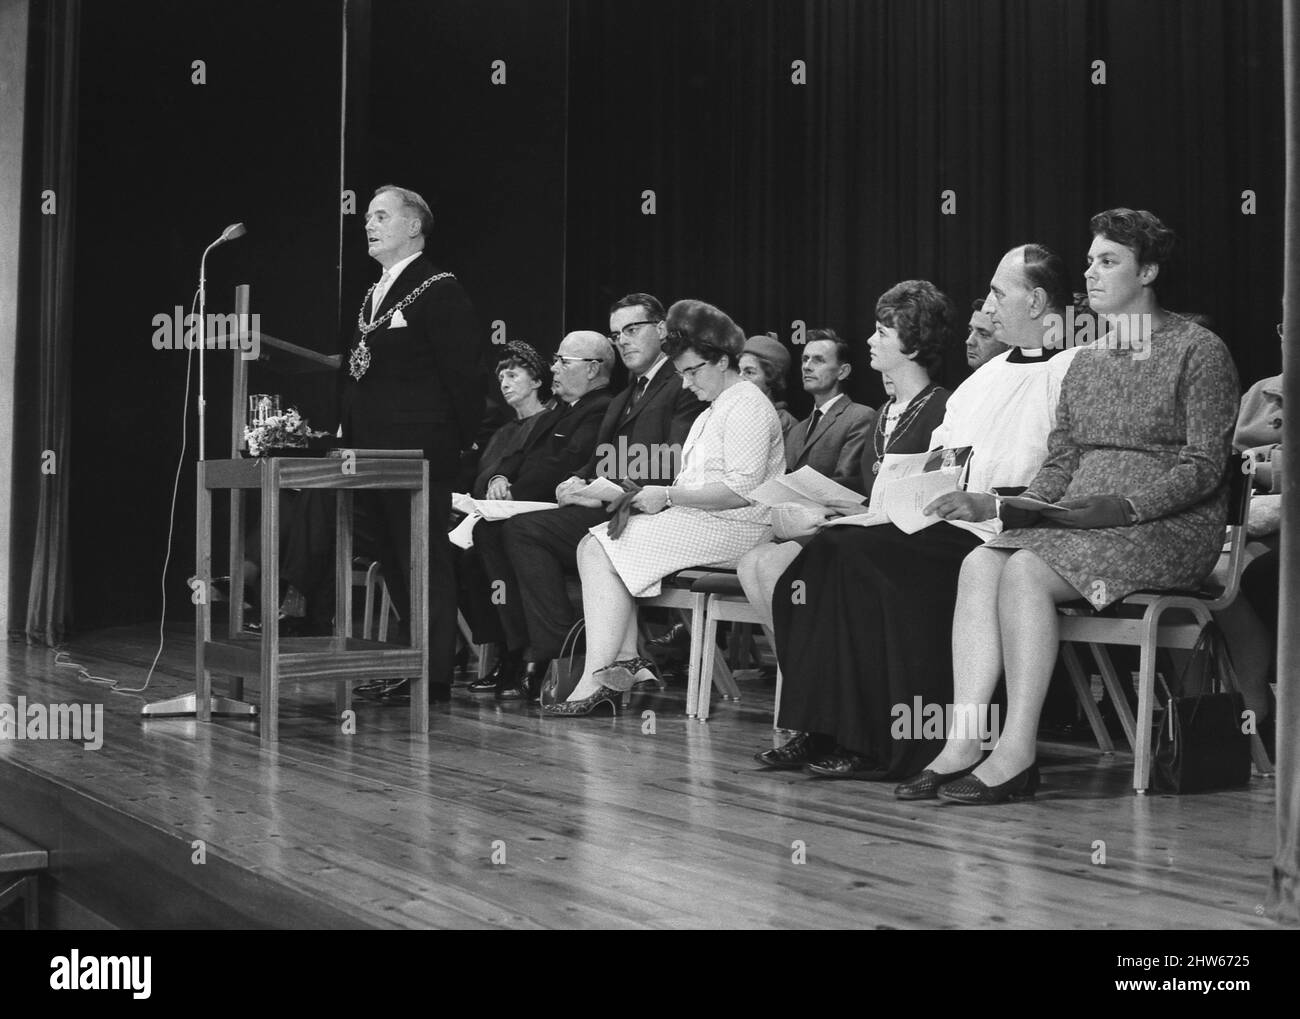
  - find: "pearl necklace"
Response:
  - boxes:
[871,384,938,474]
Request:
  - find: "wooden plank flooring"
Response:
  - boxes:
[0,625,1278,929]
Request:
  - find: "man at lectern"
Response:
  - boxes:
[339,184,485,696]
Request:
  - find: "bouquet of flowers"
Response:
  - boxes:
[244,407,330,457]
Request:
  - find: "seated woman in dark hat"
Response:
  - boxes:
[457,342,553,682]
[740,334,800,440]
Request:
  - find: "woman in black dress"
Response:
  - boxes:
[458,342,552,677]
[737,280,951,634]
[759,247,1082,780]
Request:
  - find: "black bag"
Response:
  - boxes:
[1151,625,1251,794]
[538,619,585,708]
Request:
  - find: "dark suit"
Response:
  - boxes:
[339,252,485,682]
[501,360,704,658]
[784,396,875,490]
[490,388,613,502]
[466,388,614,644]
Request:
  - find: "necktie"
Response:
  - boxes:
[626,375,648,415]
[370,270,393,321]
[806,407,823,442]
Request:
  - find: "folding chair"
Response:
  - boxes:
[1057,467,1272,793]
[689,570,781,724]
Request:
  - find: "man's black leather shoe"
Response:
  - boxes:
[647,622,690,657]
[470,650,520,693]
[499,659,551,702]
[375,678,453,704]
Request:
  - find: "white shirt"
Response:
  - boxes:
[811,391,846,415]
[638,353,670,386]
[371,250,421,318]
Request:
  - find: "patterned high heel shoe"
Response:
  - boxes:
[623,657,664,690]
[540,684,622,717]
[541,663,636,717]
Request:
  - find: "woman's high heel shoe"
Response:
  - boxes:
[623,656,664,690]
[541,662,639,717]
[893,761,981,801]
[937,763,1040,805]
[541,685,621,717]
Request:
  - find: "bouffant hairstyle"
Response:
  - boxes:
[874,280,955,380]
[662,299,745,368]
[1089,208,1178,268]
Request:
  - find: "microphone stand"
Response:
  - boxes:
[197,235,219,462]
[197,223,244,459]
[142,225,255,720]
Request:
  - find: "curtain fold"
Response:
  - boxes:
[1271,0,1299,927]
[23,0,78,645]
[564,0,1283,414]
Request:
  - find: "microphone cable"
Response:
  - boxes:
[54,286,200,698]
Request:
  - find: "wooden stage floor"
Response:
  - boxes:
[0,625,1279,930]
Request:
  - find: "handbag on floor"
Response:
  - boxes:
[1151,624,1251,794]
[538,619,585,708]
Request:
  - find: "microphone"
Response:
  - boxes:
[198,221,248,461]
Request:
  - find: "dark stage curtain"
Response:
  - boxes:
[1273,0,1298,927]
[64,1,345,631]
[564,0,1283,417]
[14,0,79,645]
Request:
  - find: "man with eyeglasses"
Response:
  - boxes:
[496,293,704,694]
[466,332,617,699]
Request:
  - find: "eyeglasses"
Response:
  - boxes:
[551,355,603,366]
[608,320,659,343]
[676,361,712,381]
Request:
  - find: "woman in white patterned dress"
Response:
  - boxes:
[544,299,786,716]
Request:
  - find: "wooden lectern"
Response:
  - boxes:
[143,285,431,741]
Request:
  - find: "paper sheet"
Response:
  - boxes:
[570,477,627,503]
[750,466,864,510]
